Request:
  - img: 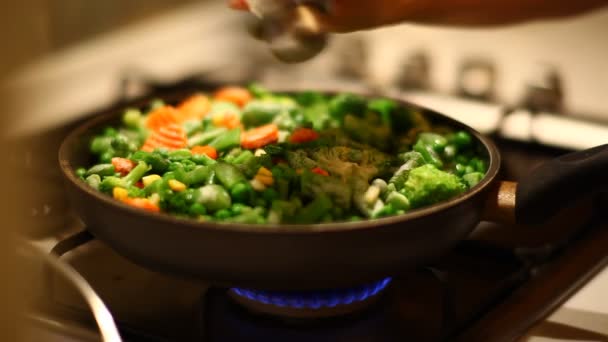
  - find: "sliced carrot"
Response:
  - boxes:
[122,198,161,213]
[289,128,319,144]
[241,124,279,150]
[311,167,329,176]
[214,87,252,107]
[111,157,135,176]
[177,94,211,121]
[145,106,179,131]
[191,145,218,160]
[141,123,187,151]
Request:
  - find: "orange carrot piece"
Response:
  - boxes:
[141,123,187,151]
[122,198,161,213]
[241,124,279,149]
[111,157,135,176]
[145,106,179,130]
[289,128,319,143]
[191,145,218,160]
[177,94,211,121]
[214,87,253,107]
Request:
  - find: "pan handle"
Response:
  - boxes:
[515,144,608,224]
[484,144,608,225]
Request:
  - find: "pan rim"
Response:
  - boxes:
[58,90,501,234]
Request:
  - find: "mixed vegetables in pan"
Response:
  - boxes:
[77,85,488,224]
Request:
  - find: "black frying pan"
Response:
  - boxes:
[58,90,608,291]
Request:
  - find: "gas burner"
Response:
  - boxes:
[228,278,392,319]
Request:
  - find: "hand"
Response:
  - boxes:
[230,0,608,33]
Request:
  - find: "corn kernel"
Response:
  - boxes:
[212,113,225,126]
[250,179,266,192]
[255,174,274,186]
[113,187,129,201]
[142,174,162,187]
[168,179,187,192]
[258,167,272,177]
[254,149,267,157]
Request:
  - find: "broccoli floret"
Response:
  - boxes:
[389,151,425,189]
[328,93,367,121]
[300,171,353,209]
[401,164,466,208]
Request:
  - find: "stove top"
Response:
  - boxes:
[20,82,608,342]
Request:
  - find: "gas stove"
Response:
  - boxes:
[17,77,608,342]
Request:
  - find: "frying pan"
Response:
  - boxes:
[58,90,608,291]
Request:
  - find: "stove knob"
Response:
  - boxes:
[521,63,564,114]
[456,58,496,101]
[395,51,431,90]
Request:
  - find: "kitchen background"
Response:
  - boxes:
[2,1,607,341]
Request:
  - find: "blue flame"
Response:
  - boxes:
[231,277,392,309]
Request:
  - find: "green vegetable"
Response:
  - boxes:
[386,192,410,211]
[122,109,143,129]
[413,139,443,168]
[86,164,116,177]
[85,174,101,190]
[80,90,488,224]
[208,128,241,151]
[189,203,207,216]
[192,154,217,166]
[463,172,485,188]
[196,184,232,213]
[188,128,227,147]
[328,93,366,121]
[230,182,254,204]
[130,151,169,174]
[401,164,466,208]
[213,162,246,189]
[76,167,87,179]
[248,83,272,98]
[168,149,193,161]
[293,195,332,224]
[452,131,473,149]
[241,100,283,127]
[177,166,211,186]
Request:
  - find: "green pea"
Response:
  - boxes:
[453,131,472,149]
[122,108,143,128]
[189,203,207,216]
[76,167,87,179]
[100,150,115,163]
[230,182,253,204]
[455,163,467,176]
[464,165,476,174]
[214,209,232,219]
[443,145,457,160]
